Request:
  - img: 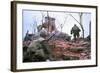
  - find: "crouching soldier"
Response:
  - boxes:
[39,28,53,61]
[71,24,81,41]
[26,28,53,62]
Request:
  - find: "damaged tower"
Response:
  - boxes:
[42,16,56,33]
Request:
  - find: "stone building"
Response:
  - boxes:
[42,16,56,33]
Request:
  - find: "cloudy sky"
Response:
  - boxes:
[22,10,91,39]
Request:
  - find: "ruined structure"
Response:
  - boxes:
[42,16,56,33]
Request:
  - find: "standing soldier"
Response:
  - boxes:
[71,24,81,40]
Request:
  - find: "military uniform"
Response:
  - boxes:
[71,24,81,40]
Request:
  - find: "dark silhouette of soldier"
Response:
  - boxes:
[71,24,81,40]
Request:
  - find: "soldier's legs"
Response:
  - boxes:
[73,34,76,41]
[76,33,79,38]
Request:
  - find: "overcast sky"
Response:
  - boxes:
[22,10,91,39]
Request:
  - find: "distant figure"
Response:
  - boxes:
[71,24,81,40]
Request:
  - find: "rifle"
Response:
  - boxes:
[42,31,57,42]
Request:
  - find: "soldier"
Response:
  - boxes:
[71,24,81,40]
[26,27,53,62]
[39,28,53,60]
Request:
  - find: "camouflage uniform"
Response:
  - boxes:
[71,24,81,40]
[26,28,53,62]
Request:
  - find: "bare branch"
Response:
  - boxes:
[69,14,80,24]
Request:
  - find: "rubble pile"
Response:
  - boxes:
[48,38,91,60]
[23,33,91,62]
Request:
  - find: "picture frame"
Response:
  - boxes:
[11,1,98,72]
